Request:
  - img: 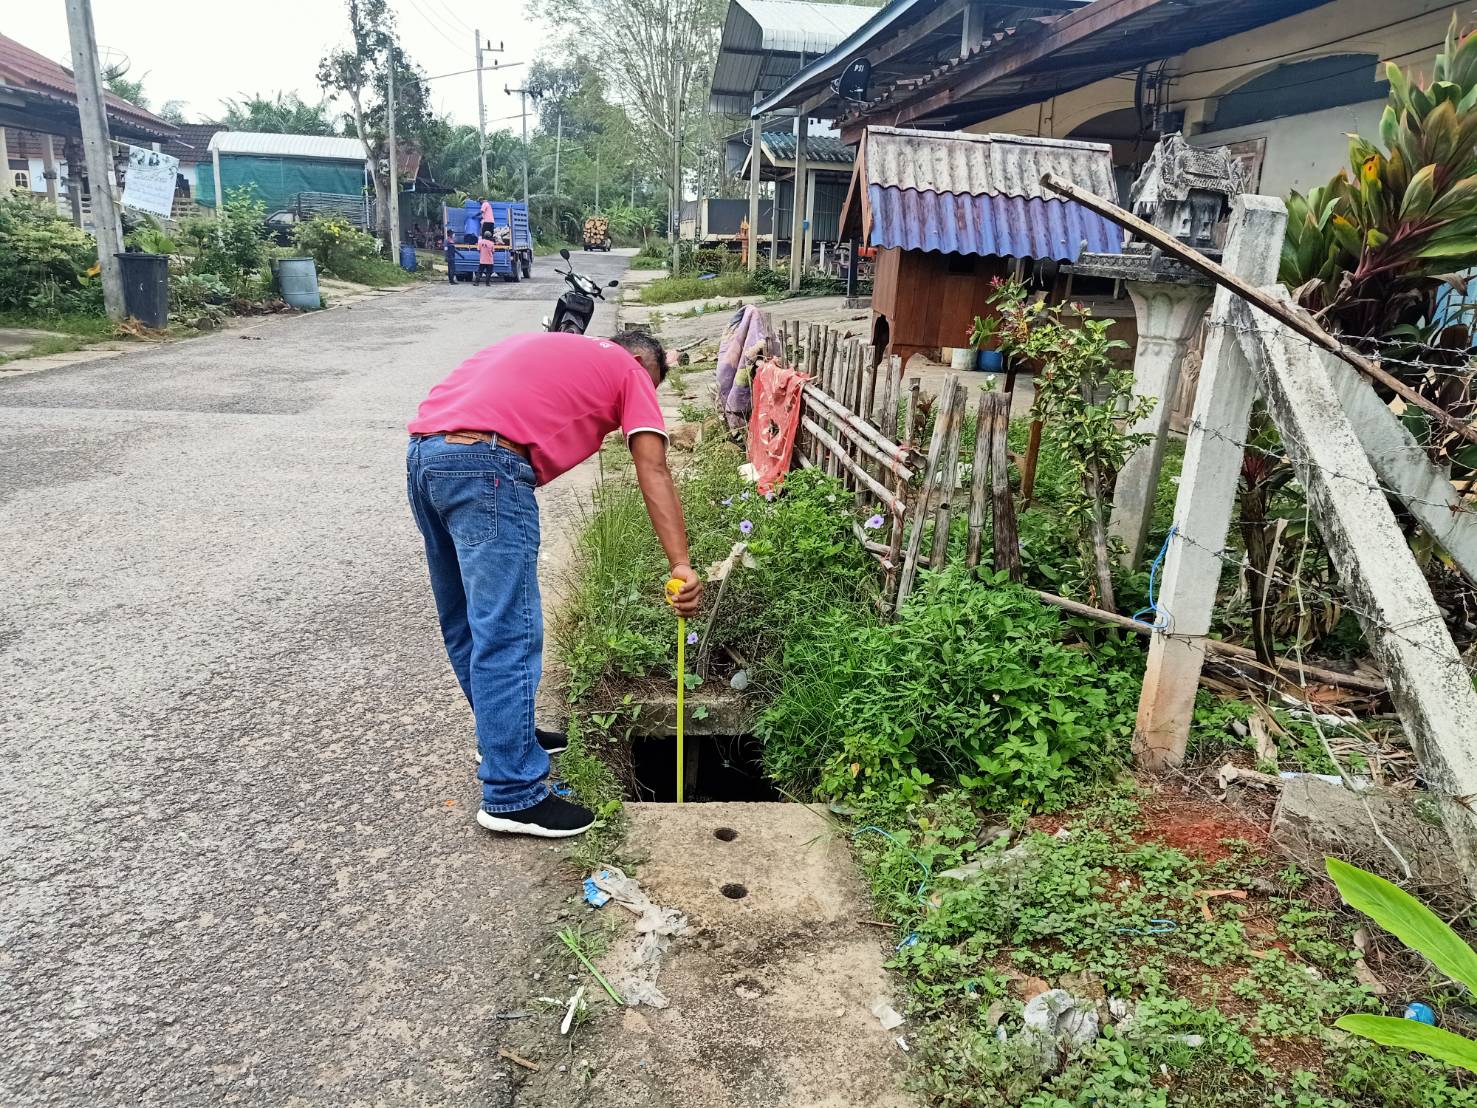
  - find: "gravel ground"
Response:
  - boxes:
[0,251,629,1107]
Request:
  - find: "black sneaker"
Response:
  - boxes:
[477,793,595,839]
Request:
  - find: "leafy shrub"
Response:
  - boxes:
[638,272,757,305]
[125,216,178,255]
[179,188,269,290]
[758,567,1144,810]
[170,272,231,312]
[292,214,380,277]
[0,194,100,315]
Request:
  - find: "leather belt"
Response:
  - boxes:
[414,430,532,461]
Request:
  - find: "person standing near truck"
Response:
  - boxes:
[474,231,496,286]
[406,330,702,837]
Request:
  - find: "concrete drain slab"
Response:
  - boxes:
[576,802,914,1107]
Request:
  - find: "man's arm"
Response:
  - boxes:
[629,431,702,616]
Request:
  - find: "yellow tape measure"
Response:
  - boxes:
[665,578,686,804]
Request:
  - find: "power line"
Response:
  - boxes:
[396,0,466,52]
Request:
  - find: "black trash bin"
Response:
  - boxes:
[114,252,170,329]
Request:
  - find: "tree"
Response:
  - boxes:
[220,92,338,136]
[318,0,433,249]
[104,65,148,109]
[533,0,726,249]
[157,99,189,125]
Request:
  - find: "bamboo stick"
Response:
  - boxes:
[883,379,920,609]
[988,391,1023,582]
[929,383,966,571]
[802,386,912,473]
[965,389,992,568]
[898,374,960,605]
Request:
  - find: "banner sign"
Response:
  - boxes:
[122,145,179,217]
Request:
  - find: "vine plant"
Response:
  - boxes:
[978,277,1150,609]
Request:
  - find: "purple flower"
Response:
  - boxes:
[721,497,733,507]
[764,490,775,502]
[864,514,885,530]
[739,519,753,535]
[686,630,699,645]
[740,491,751,501]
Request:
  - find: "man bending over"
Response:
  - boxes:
[406,330,702,837]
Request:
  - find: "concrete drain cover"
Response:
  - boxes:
[714,827,738,841]
[720,883,749,900]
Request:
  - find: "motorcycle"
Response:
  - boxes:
[543,248,619,334]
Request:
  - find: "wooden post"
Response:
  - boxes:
[898,374,959,605]
[1134,195,1288,771]
[965,390,992,568]
[885,377,921,610]
[748,98,762,275]
[788,113,808,294]
[41,133,60,209]
[929,382,966,571]
[1234,298,1477,890]
[988,392,1023,581]
[1021,384,1043,505]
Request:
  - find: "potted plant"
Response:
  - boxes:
[968,312,1005,372]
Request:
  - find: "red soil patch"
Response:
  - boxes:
[1137,790,1270,863]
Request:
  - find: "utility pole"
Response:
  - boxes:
[387,54,401,250]
[669,55,685,274]
[506,83,533,209]
[63,0,124,321]
[475,30,488,191]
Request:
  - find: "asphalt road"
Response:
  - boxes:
[0,249,631,1106]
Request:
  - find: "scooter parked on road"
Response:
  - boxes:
[543,249,619,334]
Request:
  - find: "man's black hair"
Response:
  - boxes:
[611,330,668,382]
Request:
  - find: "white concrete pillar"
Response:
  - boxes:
[42,133,60,208]
[0,128,11,197]
[789,114,809,293]
[1134,195,1287,771]
[1109,280,1214,567]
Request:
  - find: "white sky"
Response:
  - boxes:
[6,0,553,131]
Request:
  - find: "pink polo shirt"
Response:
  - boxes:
[407,332,667,485]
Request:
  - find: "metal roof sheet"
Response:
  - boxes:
[711,0,880,113]
[863,128,1115,199]
[865,183,1122,260]
[208,131,367,161]
[762,130,854,164]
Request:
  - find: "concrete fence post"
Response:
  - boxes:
[1109,281,1214,567]
[1133,195,1287,771]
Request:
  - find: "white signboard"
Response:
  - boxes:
[122,145,179,218]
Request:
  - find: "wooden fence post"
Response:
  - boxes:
[987,391,1022,581]
[1134,195,1287,771]
[929,382,966,570]
[898,374,959,605]
[965,390,992,568]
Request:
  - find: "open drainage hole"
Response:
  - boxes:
[720,883,749,900]
[714,827,738,842]
[627,734,780,803]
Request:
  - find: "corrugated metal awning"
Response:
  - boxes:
[208,131,368,162]
[865,185,1120,260]
[843,125,1121,260]
[710,0,880,114]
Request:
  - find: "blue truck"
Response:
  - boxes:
[443,199,534,284]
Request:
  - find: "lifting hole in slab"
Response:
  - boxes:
[714,827,738,842]
[720,883,749,900]
[627,734,779,803]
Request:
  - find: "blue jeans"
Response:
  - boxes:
[406,435,550,812]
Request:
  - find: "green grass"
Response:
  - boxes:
[0,310,113,338]
[323,254,422,286]
[638,272,758,305]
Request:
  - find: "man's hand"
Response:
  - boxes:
[667,564,703,617]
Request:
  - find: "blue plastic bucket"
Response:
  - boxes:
[399,243,418,272]
[977,349,1004,372]
[275,257,321,310]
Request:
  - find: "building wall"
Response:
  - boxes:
[1187,98,1387,198]
[965,0,1463,195]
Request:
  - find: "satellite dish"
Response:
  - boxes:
[63,46,131,81]
[833,58,872,103]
